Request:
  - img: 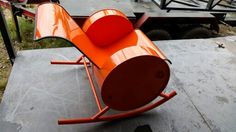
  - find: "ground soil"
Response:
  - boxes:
[219,24,236,36]
[0,40,11,101]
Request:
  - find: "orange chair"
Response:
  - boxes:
[34,3,176,125]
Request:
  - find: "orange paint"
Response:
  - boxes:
[35,3,170,111]
[93,45,170,111]
[82,9,133,47]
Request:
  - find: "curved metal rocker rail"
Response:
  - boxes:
[51,55,177,125]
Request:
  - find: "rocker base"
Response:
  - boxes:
[51,55,177,125]
[58,91,176,125]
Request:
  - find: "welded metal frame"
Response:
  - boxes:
[0,1,178,124]
[155,0,236,12]
[51,55,177,125]
[0,7,16,65]
[10,3,21,42]
[0,0,35,42]
[0,0,36,65]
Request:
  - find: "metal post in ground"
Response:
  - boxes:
[10,3,22,43]
[0,7,16,65]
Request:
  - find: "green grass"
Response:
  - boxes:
[0,80,7,93]
[3,7,71,50]
[19,16,72,49]
[0,79,7,102]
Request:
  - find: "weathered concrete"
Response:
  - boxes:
[0,36,236,132]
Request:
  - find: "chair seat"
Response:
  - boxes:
[34,3,165,68]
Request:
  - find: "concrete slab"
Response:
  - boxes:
[0,36,236,132]
[157,36,236,132]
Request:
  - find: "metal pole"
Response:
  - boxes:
[172,0,199,7]
[11,3,22,43]
[206,0,215,10]
[0,7,16,65]
[160,0,167,9]
[211,0,223,9]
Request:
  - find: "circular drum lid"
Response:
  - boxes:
[101,55,170,111]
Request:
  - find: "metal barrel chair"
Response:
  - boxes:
[34,3,177,125]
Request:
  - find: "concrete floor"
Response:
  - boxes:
[0,37,236,132]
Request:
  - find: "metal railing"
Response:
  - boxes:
[154,0,236,12]
[0,7,16,65]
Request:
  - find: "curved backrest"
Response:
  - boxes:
[34,3,84,41]
[82,9,133,47]
[34,3,166,69]
[34,3,101,67]
[34,3,135,68]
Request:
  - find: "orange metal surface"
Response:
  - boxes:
[58,90,177,124]
[35,3,176,124]
[34,3,167,68]
[82,9,133,47]
[49,55,176,124]
[35,3,170,111]
[34,3,99,67]
[82,57,103,111]
[93,44,170,111]
[50,55,176,124]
